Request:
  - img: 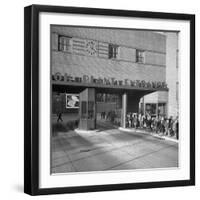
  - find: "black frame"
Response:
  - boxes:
[24,4,195,195]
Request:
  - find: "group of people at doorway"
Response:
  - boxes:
[100,111,117,123]
[100,110,179,140]
[126,113,179,139]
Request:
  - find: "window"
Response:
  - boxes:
[96,93,104,102]
[96,93,119,103]
[108,44,118,59]
[136,50,145,63]
[80,101,95,119]
[81,101,87,119]
[88,101,95,119]
[58,35,72,52]
[158,103,166,116]
[145,103,156,116]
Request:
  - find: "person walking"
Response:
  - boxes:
[174,117,179,139]
[156,116,161,134]
[164,119,169,136]
[133,114,138,129]
[57,112,63,122]
[138,113,142,128]
[160,117,165,135]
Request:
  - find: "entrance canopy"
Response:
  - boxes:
[52,72,168,93]
[52,80,168,96]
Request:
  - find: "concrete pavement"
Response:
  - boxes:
[51,121,178,174]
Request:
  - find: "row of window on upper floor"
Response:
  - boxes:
[57,35,145,63]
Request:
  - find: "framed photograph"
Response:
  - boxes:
[24,4,195,195]
[66,94,79,109]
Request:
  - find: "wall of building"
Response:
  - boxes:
[142,91,168,103]
[52,26,166,53]
[141,32,179,118]
[52,92,79,114]
[52,52,166,82]
[51,26,166,83]
[166,32,179,117]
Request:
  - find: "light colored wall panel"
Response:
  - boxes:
[119,46,136,62]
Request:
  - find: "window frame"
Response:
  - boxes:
[58,35,72,52]
[108,44,119,59]
[136,49,145,63]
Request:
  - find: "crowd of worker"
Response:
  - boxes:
[100,111,179,139]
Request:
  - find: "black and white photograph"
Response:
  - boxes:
[51,25,180,174]
[23,4,195,195]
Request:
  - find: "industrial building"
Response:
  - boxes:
[51,25,178,130]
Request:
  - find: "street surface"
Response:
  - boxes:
[51,120,178,173]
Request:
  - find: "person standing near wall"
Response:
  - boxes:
[57,112,63,123]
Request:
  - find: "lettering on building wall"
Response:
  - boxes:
[52,72,168,89]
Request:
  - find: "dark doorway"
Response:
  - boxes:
[96,92,122,130]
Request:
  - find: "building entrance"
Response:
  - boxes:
[96,92,122,129]
[52,84,166,131]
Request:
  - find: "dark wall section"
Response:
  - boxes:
[127,94,141,113]
[52,92,79,114]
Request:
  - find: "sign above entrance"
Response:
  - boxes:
[52,72,168,90]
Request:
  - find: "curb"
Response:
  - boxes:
[118,127,178,143]
[74,128,99,136]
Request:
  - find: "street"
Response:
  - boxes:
[51,121,178,173]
